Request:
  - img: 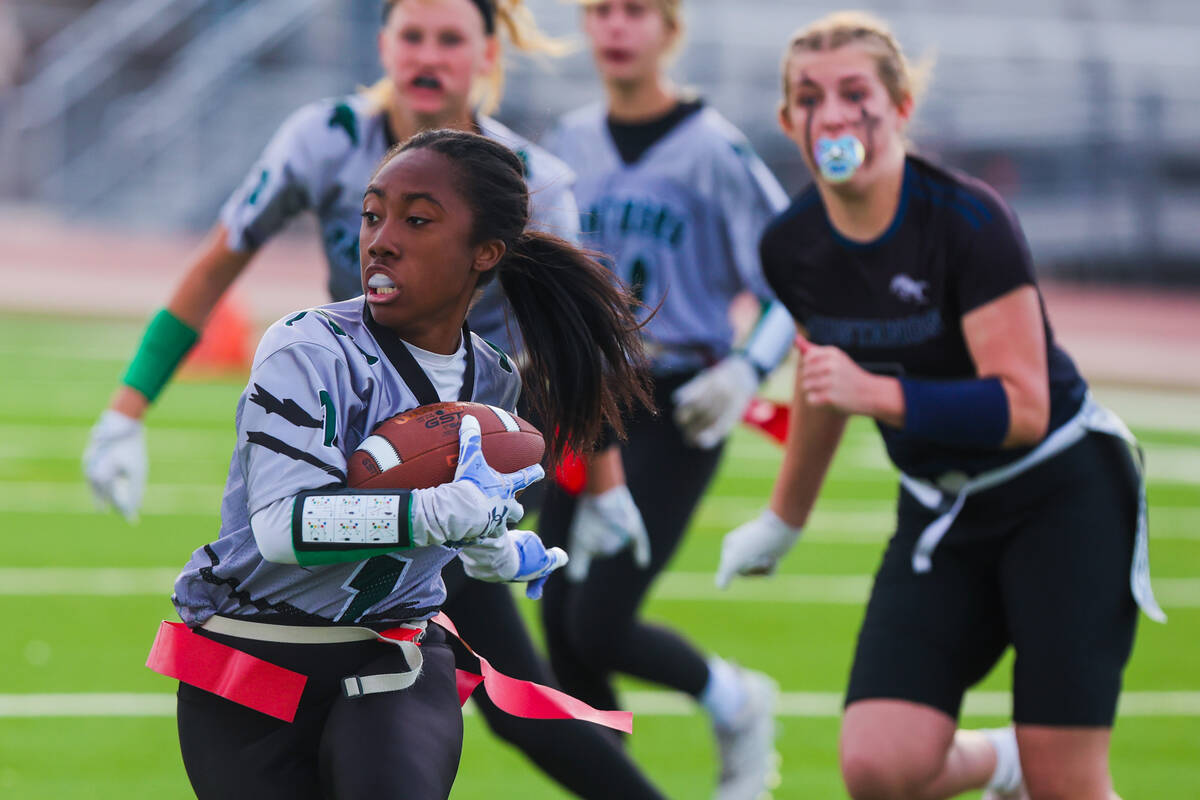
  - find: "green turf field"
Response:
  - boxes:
[1,312,1197,798]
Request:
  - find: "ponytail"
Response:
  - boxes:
[391,129,652,463]
[499,232,652,464]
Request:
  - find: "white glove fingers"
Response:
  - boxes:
[453,414,483,478]
[525,547,568,599]
[632,525,652,569]
[506,497,526,526]
[506,463,546,495]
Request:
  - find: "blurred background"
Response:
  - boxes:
[2,0,1200,283]
[0,2,1196,798]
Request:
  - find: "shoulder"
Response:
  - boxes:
[553,103,607,138]
[273,94,380,155]
[688,106,760,162]
[907,155,1017,237]
[761,186,824,254]
[254,299,371,371]
[469,332,522,404]
[691,107,783,192]
[480,115,575,189]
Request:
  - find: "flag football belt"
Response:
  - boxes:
[899,393,1164,623]
[147,612,633,732]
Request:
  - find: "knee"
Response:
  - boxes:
[563,615,623,670]
[839,740,930,800]
[1022,764,1112,800]
[1017,728,1114,800]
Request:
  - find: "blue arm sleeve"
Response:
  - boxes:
[899,376,1010,448]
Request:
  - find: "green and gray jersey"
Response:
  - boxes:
[219,93,579,356]
[544,103,787,374]
[171,298,521,627]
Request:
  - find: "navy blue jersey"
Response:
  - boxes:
[761,155,1087,479]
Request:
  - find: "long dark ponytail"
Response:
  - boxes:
[389,129,652,463]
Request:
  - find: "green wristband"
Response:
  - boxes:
[121,309,200,403]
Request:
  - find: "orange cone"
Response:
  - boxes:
[182,295,253,376]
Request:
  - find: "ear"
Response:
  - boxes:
[480,34,500,76]
[377,27,388,67]
[777,101,794,136]
[895,92,915,125]
[472,239,506,274]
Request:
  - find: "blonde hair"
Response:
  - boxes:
[368,0,568,116]
[578,0,685,58]
[578,0,681,30]
[781,11,931,111]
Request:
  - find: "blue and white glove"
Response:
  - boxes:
[672,354,760,449]
[83,409,147,523]
[715,509,803,589]
[566,485,651,582]
[410,415,545,546]
[459,530,569,599]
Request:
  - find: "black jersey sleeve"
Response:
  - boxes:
[953,183,1037,315]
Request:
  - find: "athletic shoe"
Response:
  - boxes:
[712,668,781,800]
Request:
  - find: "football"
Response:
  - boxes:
[347,401,545,490]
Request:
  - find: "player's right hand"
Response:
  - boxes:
[411,415,545,546]
[83,409,148,524]
[715,509,803,589]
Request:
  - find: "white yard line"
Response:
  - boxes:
[1,481,1196,542]
[654,573,1200,608]
[2,690,1198,718]
[2,569,1199,608]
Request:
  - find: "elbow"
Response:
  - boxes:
[250,507,299,564]
[1002,383,1050,448]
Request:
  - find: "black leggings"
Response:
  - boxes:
[177,625,462,800]
[440,559,665,799]
[539,373,722,711]
[178,565,664,800]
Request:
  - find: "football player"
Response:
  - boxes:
[168,130,652,799]
[537,2,795,798]
[720,11,1164,800]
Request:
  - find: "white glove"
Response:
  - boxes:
[82,409,147,523]
[410,415,544,546]
[672,354,760,449]
[459,530,569,599]
[715,509,803,589]
[565,485,651,582]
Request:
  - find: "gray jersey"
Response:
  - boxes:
[172,298,522,627]
[218,93,579,354]
[545,104,787,373]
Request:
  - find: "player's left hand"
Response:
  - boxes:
[716,509,803,589]
[459,530,568,599]
[565,485,651,582]
[796,335,878,417]
[83,409,147,523]
[672,354,759,449]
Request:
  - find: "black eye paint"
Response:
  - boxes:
[857,104,881,168]
[799,71,816,166]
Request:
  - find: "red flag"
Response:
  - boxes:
[742,397,789,445]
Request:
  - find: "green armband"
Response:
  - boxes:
[121,309,201,403]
